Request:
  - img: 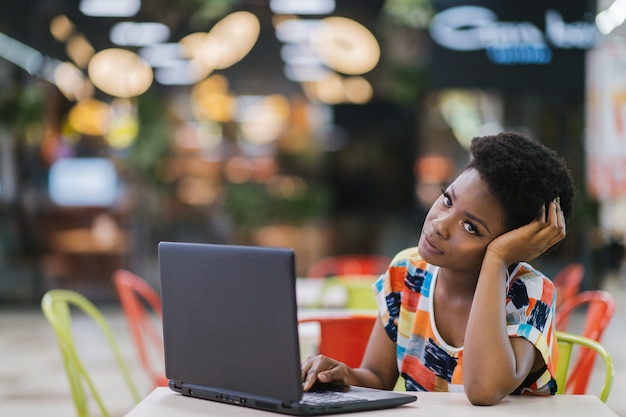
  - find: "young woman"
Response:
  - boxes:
[301,132,575,405]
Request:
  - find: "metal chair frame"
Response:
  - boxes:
[112,269,167,388]
[553,263,584,309]
[41,289,141,417]
[555,331,614,402]
[554,290,615,395]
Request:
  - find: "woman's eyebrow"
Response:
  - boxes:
[450,186,492,235]
[464,211,492,235]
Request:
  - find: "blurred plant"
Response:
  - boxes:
[382,0,434,30]
[112,92,173,225]
[0,83,45,134]
[223,180,330,233]
[378,0,434,107]
[124,92,171,187]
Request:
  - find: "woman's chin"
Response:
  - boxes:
[418,238,444,263]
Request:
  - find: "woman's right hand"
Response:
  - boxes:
[301,354,353,391]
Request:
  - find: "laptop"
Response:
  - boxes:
[158,241,417,415]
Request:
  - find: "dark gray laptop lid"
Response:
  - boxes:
[158,241,303,405]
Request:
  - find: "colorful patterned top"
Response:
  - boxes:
[373,247,558,395]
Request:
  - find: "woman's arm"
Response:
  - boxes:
[462,251,539,405]
[302,316,399,391]
[463,200,565,405]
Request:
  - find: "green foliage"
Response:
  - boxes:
[0,83,45,132]
[125,93,171,185]
[378,0,432,106]
[382,0,434,29]
[223,182,330,232]
[383,63,429,108]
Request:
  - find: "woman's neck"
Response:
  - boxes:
[436,267,479,299]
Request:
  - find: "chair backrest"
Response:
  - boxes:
[112,269,167,388]
[554,290,616,395]
[41,289,141,417]
[320,275,379,309]
[555,331,614,402]
[553,263,584,309]
[298,314,376,368]
[306,255,392,278]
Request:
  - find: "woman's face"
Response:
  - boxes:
[418,168,508,274]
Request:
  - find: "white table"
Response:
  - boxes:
[125,387,619,417]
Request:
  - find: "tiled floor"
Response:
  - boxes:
[0,301,157,417]
[1,274,625,417]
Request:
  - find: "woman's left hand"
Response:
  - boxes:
[486,199,566,266]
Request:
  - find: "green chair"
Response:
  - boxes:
[555,331,614,402]
[41,289,141,417]
[321,275,379,309]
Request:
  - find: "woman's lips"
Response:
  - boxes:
[422,233,444,255]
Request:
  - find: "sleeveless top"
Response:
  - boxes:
[373,247,558,395]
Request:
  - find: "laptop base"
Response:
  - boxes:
[170,381,416,416]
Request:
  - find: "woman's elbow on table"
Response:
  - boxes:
[464,383,507,406]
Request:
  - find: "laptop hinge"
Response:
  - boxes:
[282,401,297,409]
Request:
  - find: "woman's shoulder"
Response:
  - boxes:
[511,262,549,280]
[509,262,556,293]
[390,247,423,265]
[389,247,435,276]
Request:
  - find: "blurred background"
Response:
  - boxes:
[2,1,626,417]
[0,0,624,302]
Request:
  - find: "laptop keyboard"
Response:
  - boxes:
[301,390,368,404]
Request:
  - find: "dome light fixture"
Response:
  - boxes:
[88,48,153,98]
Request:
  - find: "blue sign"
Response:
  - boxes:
[428,1,598,92]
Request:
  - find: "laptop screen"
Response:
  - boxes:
[159,242,303,404]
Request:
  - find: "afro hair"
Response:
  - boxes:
[465,132,575,231]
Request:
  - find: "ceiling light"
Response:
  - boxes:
[280,43,321,65]
[312,73,345,104]
[310,17,380,75]
[66,33,95,68]
[205,11,260,69]
[54,62,93,101]
[80,0,141,17]
[88,48,153,97]
[236,95,291,145]
[179,32,209,59]
[191,76,235,122]
[154,62,208,86]
[275,19,322,43]
[139,43,184,67]
[343,76,373,104]
[50,15,75,42]
[0,32,44,75]
[106,99,139,149]
[284,63,330,82]
[270,0,335,15]
[67,99,110,136]
[110,22,170,46]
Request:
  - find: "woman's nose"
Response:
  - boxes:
[431,215,450,239]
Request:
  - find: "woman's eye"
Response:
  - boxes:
[463,222,478,235]
[442,193,452,207]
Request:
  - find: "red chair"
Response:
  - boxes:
[554,290,616,395]
[112,269,168,388]
[298,315,377,368]
[306,255,392,278]
[553,263,584,309]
